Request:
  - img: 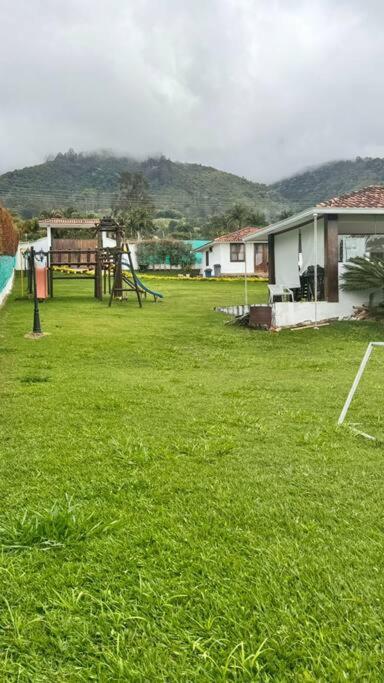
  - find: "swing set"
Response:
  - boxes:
[26,218,163,307]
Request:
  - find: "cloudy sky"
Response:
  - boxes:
[1,0,384,182]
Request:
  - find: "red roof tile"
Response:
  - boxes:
[317,185,384,208]
[213,226,265,243]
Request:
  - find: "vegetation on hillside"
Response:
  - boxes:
[112,171,155,239]
[6,151,384,236]
[274,156,384,208]
[0,150,287,222]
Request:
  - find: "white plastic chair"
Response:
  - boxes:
[268,284,294,304]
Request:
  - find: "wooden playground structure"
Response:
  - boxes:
[26,218,163,307]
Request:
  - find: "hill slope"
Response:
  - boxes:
[273,157,384,208]
[0,151,286,220]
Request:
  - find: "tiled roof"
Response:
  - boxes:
[38,218,99,225]
[213,226,265,243]
[317,185,384,208]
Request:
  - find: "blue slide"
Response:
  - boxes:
[134,275,163,301]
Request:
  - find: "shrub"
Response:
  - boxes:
[0,205,19,256]
[136,239,194,269]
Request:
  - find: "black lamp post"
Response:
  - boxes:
[30,246,43,335]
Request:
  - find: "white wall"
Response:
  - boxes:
[16,237,50,270]
[272,266,374,327]
[200,242,264,275]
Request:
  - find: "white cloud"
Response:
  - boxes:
[1,0,384,181]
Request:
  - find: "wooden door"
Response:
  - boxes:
[254,243,268,276]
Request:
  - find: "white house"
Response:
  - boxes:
[194,226,268,277]
[244,186,384,328]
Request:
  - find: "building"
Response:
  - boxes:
[194,226,268,277]
[244,186,384,327]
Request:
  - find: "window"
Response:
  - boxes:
[338,234,384,263]
[230,243,245,262]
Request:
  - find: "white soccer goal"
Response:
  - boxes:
[338,341,384,440]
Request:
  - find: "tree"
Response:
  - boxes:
[113,172,155,239]
[342,256,384,310]
[276,208,295,221]
[203,204,267,240]
[0,205,19,255]
[226,203,249,230]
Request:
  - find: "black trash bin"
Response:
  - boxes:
[204,268,212,278]
[213,264,221,277]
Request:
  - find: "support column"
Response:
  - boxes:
[324,214,339,302]
[268,234,275,283]
[46,226,52,249]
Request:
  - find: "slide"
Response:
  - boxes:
[134,275,163,300]
[36,267,48,299]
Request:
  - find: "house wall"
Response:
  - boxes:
[200,242,265,275]
[338,215,384,234]
[272,264,375,327]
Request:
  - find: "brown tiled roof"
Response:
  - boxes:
[317,185,384,208]
[213,226,264,243]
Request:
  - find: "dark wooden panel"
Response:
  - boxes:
[324,215,339,302]
[52,239,97,265]
[268,234,275,283]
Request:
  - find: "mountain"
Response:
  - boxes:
[4,151,384,221]
[273,157,384,208]
[0,151,287,220]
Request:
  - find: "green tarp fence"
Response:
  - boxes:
[0,255,15,293]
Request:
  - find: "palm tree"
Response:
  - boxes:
[226,203,249,230]
[342,256,384,309]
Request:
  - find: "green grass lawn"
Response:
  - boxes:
[1,277,384,681]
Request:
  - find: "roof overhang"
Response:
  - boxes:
[243,207,384,241]
[38,219,99,229]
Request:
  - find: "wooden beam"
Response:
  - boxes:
[268,234,275,284]
[324,215,339,302]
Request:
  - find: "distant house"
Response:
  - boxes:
[194,226,268,277]
[244,186,384,327]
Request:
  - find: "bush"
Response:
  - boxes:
[136,239,194,269]
[0,205,19,256]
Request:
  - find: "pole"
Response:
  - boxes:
[31,247,43,334]
[115,224,123,293]
[313,212,318,329]
[243,240,248,306]
[20,250,24,297]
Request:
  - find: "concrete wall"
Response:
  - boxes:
[272,280,373,328]
[16,237,50,269]
[0,256,15,307]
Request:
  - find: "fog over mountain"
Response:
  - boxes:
[1,1,384,182]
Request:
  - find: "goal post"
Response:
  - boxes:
[338,341,384,438]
